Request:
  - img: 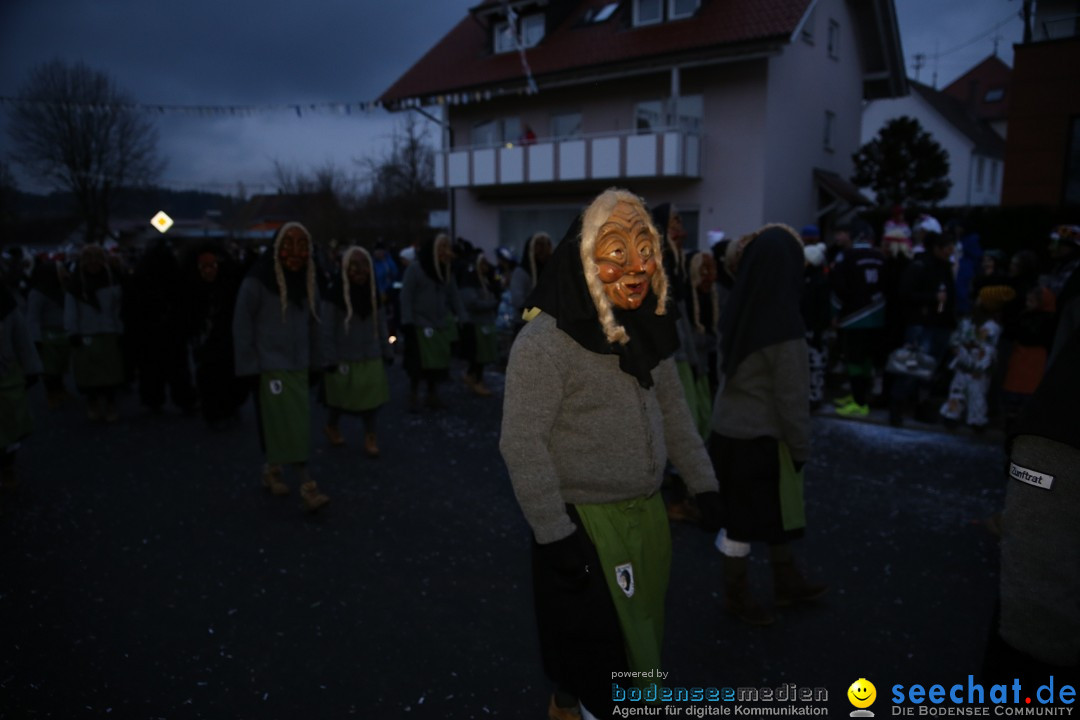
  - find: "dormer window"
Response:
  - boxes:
[495,12,545,53]
[632,0,699,26]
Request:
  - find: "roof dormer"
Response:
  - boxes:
[631,0,701,27]
[473,0,550,54]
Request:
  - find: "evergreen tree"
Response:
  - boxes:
[852,116,951,208]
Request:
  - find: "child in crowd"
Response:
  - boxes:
[940,287,1008,430]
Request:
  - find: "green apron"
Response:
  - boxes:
[72,333,124,390]
[575,494,671,686]
[473,323,499,365]
[0,365,32,449]
[418,323,454,371]
[324,358,390,412]
[38,328,71,376]
[676,360,712,439]
[778,442,806,532]
[259,370,310,465]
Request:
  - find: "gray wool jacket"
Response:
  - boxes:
[400,262,466,329]
[1,308,43,379]
[319,301,392,364]
[460,284,499,327]
[710,338,811,463]
[499,312,718,545]
[232,276,321,376]
[63,286,124,336]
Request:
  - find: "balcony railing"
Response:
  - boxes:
[434,129,701,188]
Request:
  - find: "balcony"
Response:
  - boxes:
[434,129,701,189]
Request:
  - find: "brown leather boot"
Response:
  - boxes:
[324,424,345,446]
[770,544,828,607]
[299,477,329,512]
[363,432,380,458]
[723,555,775,626]
[261,464,289,495]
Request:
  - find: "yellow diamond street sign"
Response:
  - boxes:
[151,211,174,233]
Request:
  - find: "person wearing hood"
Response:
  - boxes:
[709,224,827,627]
[0,283,42,499]
[509,231,552,335]
[320,245,393,457]
[399,233,466,412]
[233,222,328,512]
[950,216,984,317]
[182,243,248,428]
[457,248,500,397]
[64,243,125,423]
[26,255,71,409]
[500,188,720,720]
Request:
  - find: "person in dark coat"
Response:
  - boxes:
[182,243,247,428]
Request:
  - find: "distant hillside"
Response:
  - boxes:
[12,187,238,221]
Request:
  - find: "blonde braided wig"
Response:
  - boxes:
[688,252,720,334]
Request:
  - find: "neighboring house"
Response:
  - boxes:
[862,80,1006,207]
[1002,0,1080,207]
[379,0,906,254]
[940,54,1011,139]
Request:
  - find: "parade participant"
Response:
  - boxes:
[320,245,393,457]
[233,222,328,512]
[0,284,42,499]
[939,288,1005,430]
[683,249,719,435]
[400,233,465,412]
[64,243,125,423]
[509,231,551,334]
[710,224,826,627]
[500,188,720,720]
[183,243,247,428]
[458,249,500,397]
[26,255,70,409]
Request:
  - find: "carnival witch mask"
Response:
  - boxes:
[346,252,371,286]
[278,226,310,272]
[592,199,659,311]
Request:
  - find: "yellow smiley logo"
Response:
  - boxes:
[847,678,876,709]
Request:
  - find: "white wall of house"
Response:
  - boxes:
[862,94,1003,207]
[763,0,868,227]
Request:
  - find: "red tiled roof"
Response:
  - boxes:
[379,0,812,104]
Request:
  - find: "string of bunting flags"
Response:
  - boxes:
[0,81,539,118]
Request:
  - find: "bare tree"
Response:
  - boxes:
[269,159,360,244]
[7,60,164,243]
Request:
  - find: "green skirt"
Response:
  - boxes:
[72,333,124,390]
[324,358,389,413]
[676,360,713,440]
[38,329,71,376]
[259,370,310,465]
[418,324,454,371]
[0,365,33,449]
[575,494,671,683]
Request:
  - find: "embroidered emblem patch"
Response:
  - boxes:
[269,379,283,396]
[1009,462,1054,491]
[615,562,635,598]
[338,363,349,375]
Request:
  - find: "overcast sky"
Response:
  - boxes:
[0,0,1024,195]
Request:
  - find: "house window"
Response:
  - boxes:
[827,19,840,59]
[636,100,664,133]
[472,117,522,147]
[675,95,703,133]
[984,88,1005,103]
[990,160,999,192]
[633,0,663,26]
[801,7,816,44]
[668,0,700,20]
[551,112,582,140]
[824,110,836,151]
[975,156,985,191]
[494,12,544,53]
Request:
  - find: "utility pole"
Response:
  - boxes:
[913,52,925,82]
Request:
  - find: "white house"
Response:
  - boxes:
[380,0,906,254]
[862,81,1006,208]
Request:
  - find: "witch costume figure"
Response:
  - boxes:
[320,245,393,457]
[709,224,827,627]
[0,283,43,499]
[399,233,466,412]
[233,222,329,512]
[500,189,720,720]
[26,256,70,409]
[64,244,125,423]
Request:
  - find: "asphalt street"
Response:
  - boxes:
[0,361,1008,719]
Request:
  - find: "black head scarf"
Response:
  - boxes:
[525,211,678,389]
[718,225,806,377]
[418,234,452,284]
